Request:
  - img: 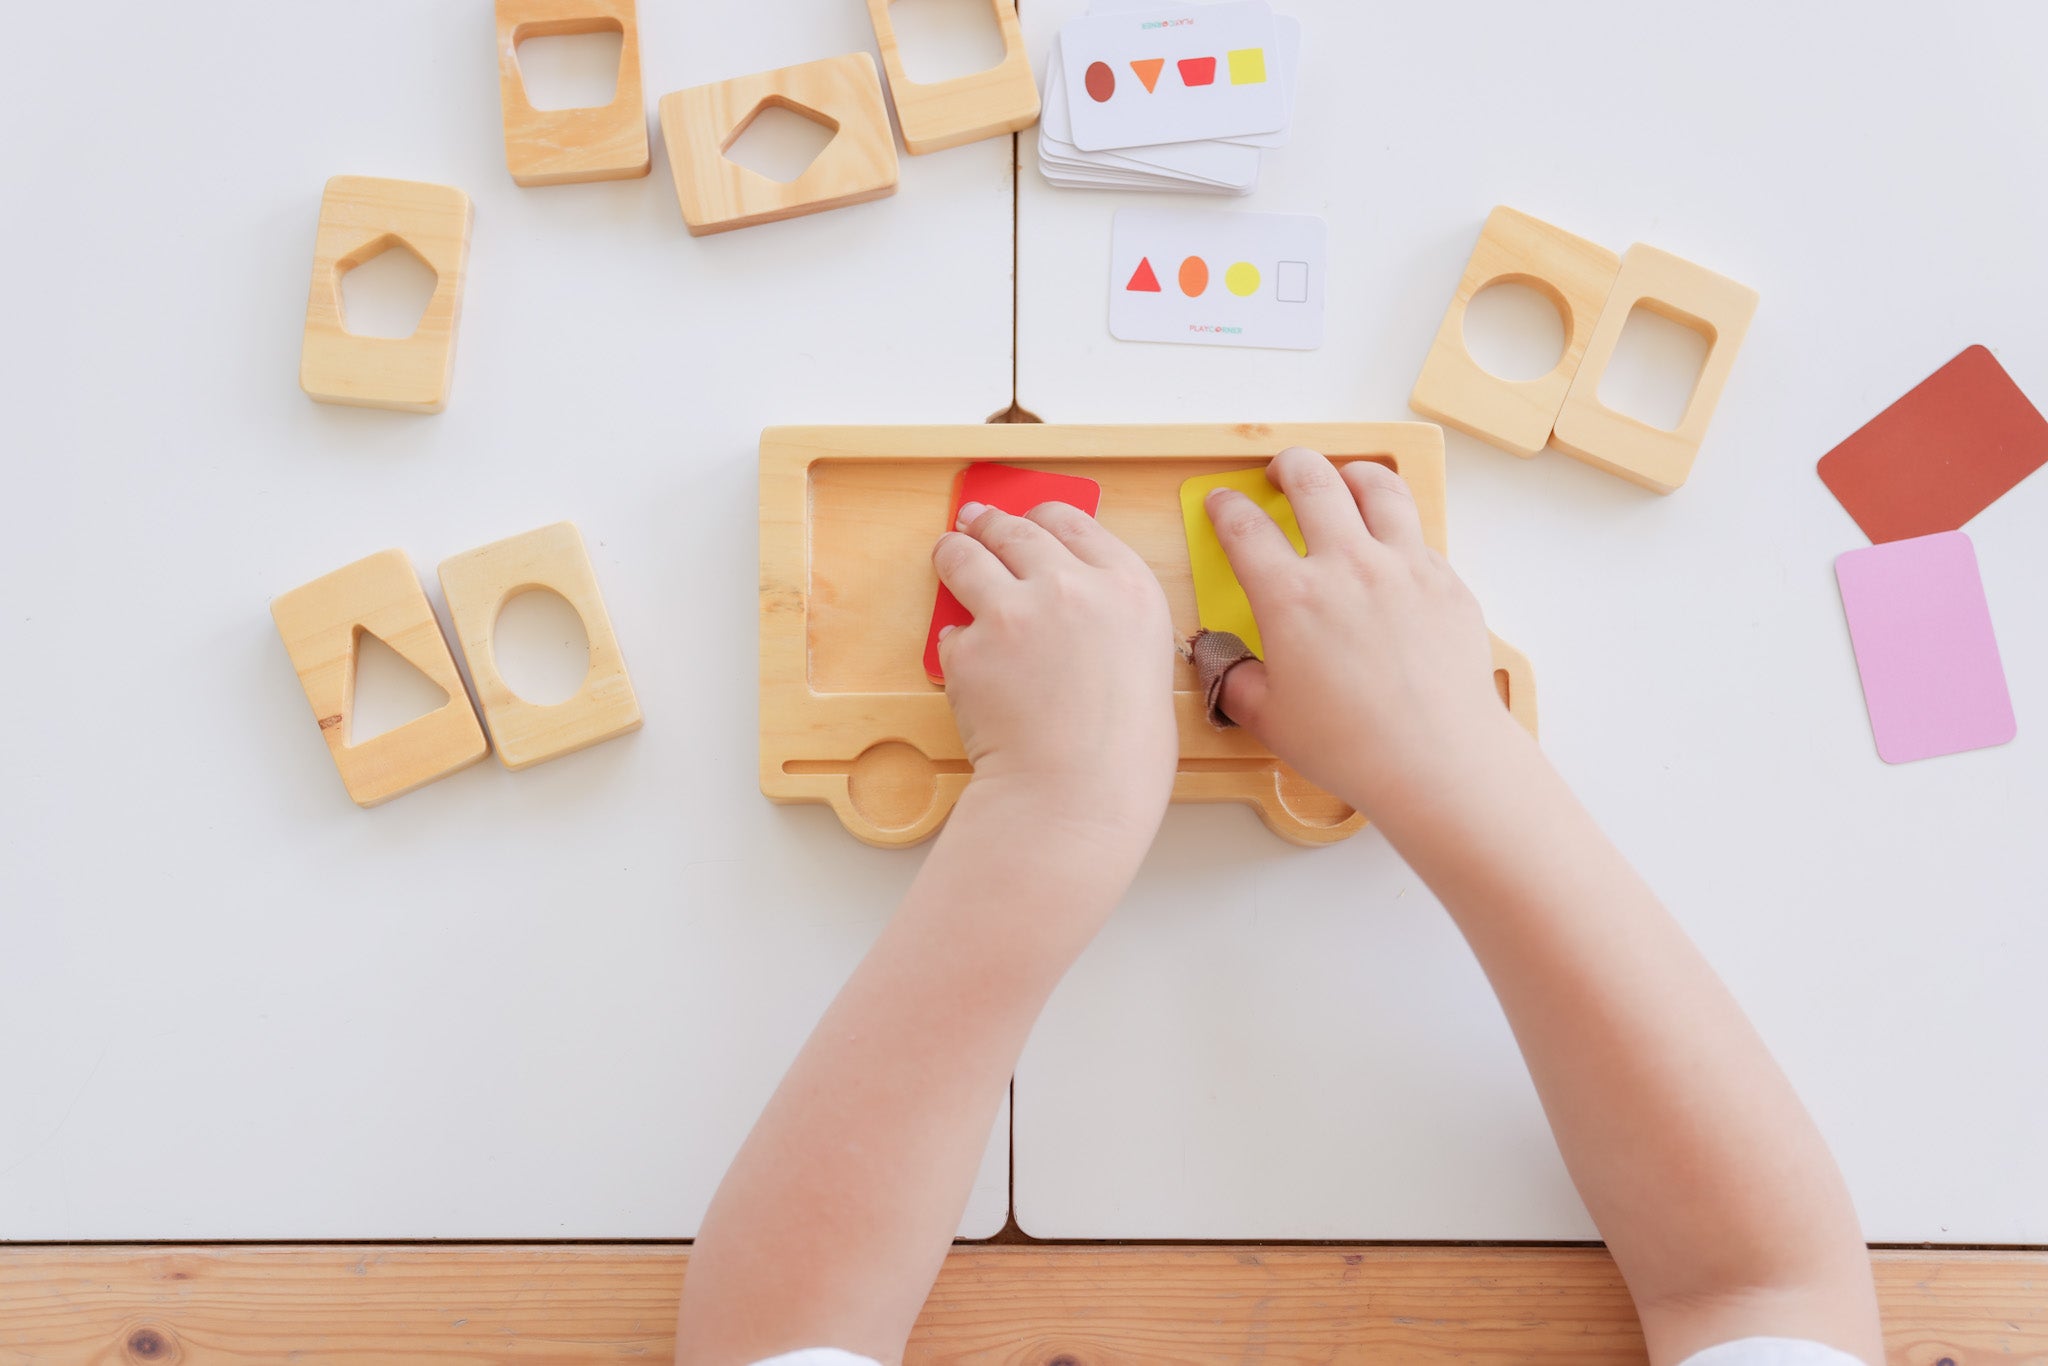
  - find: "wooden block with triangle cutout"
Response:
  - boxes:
[271,549,489,807]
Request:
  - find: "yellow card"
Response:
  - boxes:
[1179,467,1306,657]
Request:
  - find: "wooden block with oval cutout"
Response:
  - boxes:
[657,53,898,236]
[271,549,489,807]
[438,522,642,770]
[761,424,1537,848]
[299,176,472,413]
[863,0,1040,155]
[1409,206,1621,458]
[495,0,651,186]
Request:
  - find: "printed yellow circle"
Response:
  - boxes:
[1225,262,1261,297]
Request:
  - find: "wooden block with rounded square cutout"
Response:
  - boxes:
[299,176,472,413]
[656,53,899,236]
[864,0,1040,155]
[1551,244,1759,493]
[271,549,489,807]
[495,0,650,186]
[437,522,641,770]
[1410,207,1621,458]
[760,424,1537,849]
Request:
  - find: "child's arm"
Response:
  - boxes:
[1205,448,1885,1366]
[675,501,1178,1366]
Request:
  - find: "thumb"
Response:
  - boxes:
[1216,656,1270,732]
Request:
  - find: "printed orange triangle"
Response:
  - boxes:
[1126,257,1161,292]
[1130,58,1165,93]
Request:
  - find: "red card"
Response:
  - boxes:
[923,463,1103,683]
[1818,345,2048,544]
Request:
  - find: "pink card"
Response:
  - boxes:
[1835,531,2017,764]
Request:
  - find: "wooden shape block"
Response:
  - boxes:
[1409,207,1622,458]
[864,0,1040,155]
[657,53,899,236]
[495,0,650,186]
[271,550,489,807]
[761,424,1537,849]
[1818,344,2048,544]
[299,176,472,414]
[437,523,641,770]
[1550,244,1759,493]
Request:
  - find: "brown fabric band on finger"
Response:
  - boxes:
[1186,628,1257,730]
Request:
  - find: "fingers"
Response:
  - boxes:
[958,501,1069,578]
[1341,461,1426,554]
[1205,487,1301,591]
[1215,656,1270,732]
[1266,447,1369,555]
[931,529,1012,616]
[1025,499,1129,570]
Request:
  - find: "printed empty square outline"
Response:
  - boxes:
[1276,260,1309,303]
[438,522,642,770]
[1408,206,1622,459]
[270,549,489,807]
[495,0,651,186]
[657,53,899,236]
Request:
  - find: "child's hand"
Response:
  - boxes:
[934,501,1178,836]
[1205,447,1521,819]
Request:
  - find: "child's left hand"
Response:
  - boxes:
[933,501,1177,838]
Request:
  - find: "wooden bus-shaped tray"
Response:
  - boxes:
[760,423,1537,848]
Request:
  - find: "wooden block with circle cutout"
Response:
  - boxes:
[437,522,641,770]
[864,0,1040,155]
[495,0,650,186]
[657,53,899,236]
[1409,207,1621,458]
[299,176,472,414]
[1551,244,1759,494]
[271,550,489,807]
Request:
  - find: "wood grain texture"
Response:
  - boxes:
[1,1244,2040,1364]
[1551,244,1760,494]
[759,423,1536,849]
[865,0,1041,154]
[438,522,642,771]
[270,549,489,807]
[496,0,651,186]
[657,53,898,236]
[299,176,472,413]
[1410,206,1622,458]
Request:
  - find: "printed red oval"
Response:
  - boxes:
[1084,61,1116,102]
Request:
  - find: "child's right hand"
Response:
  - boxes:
[1205,446,1524,821]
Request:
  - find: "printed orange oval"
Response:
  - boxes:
[1178,256,1210,297]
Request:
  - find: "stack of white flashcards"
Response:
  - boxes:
[1038,0,1300,196]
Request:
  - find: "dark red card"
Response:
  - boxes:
[1818,345,2048,544]
[923,463,1103,683]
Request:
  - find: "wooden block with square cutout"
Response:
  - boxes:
[657,53,898,236]
[495,0,650,186]
[299,176,472,414]
[760,424,1537,849]
[438,523,642,770]
[1410,207,1621,458]
[1550,244,1759,493]
[271,549,489,807]
[864,0,1040,154]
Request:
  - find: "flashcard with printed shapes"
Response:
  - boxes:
[925,463,1104,684]
[1111,208,1325,349]
[1060,2,1285,150]
[1180,466,1305,658]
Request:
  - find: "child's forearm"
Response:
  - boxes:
[1371,722,1883,1365]
[674,777,1156,1366]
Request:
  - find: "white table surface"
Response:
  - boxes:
[1012,0,2048,1240]
[0,0,1012,1239]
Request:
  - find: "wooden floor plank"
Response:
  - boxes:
[0,1245,2042,1365]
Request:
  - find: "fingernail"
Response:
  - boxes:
[956,501,989,530]
[938,624,958,640]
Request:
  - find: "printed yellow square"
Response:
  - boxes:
[1227,47,1268,85]
[1179,467,1306,658]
